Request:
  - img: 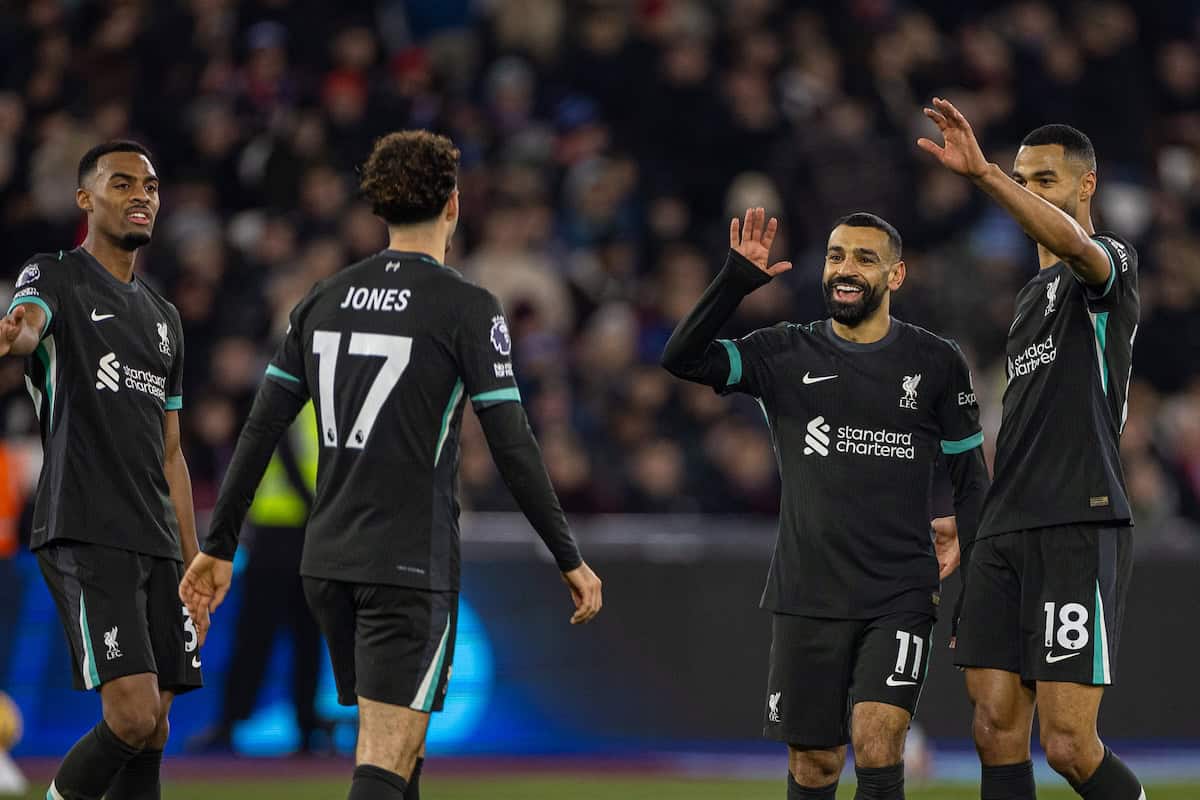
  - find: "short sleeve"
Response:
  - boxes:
[7,256,62,340]
[457,290,521,411]
[1081,233,1138,312]
[936,341,984,455]
[264,293,312,400]
[717,323,792,398]
[165,307,185,411]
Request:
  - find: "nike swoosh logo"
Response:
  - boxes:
[886,675,918,687]
[191,656,202,669]
[802,372,838,384]
[1045,651,1081,664]
[91,309,115,321]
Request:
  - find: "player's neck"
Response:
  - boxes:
[386,225,447,265]
[1037,209,1095,270]
[830,310,891,344]
[81,234,138,283]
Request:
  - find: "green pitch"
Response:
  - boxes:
[18,778,1199,799]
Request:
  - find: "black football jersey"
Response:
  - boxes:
[979,233,1139,538]
[265,251,522,590]
[8,248,185,559]
[723,318,983,618]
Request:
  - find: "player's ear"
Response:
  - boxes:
[889,260,906,292]
[1079,170,1097,203]
[445,189,459,224]
[76,187,92,213]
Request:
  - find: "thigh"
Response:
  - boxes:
[303,577,359,706]
[37,542,155,691]
[954,534,1022,674]
[145,556,203,695]
[354,586,458,712]
[763,614,860,748]
[851,610,935,717]
[1024,525,1131,685]
[357,695,430,778]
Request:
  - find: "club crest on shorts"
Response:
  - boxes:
[104,627,122,660]
[900,373,921,410]
[768,691,781,723]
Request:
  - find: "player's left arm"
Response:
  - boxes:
[934,343,990,577]
[918,97,1112,286]
[163,411,199,565]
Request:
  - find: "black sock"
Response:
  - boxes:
[107,748,163,800]
[1072,747,1143,800]
[50,720,142,799]
[788,772,838,799]
[347,764,408,800]
[982,761,1037,800]
[406,757,424,800]
[854,763,905,800]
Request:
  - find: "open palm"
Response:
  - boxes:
[731,207,792,277]
[917,97,990,179]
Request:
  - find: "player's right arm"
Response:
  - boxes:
[660,208,791,393]
[180,298,312,637]
[0,304,46,358]
[456,288,602,625]
[1,258,58,358]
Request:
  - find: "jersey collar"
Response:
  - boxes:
[823,317,902,353]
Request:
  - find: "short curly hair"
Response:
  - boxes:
[359,131,460,226]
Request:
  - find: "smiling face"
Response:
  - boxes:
[822,224,905,327]
[77,151,160,251]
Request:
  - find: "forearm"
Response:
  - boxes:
[660,249,770,384]
[945,447,989,562]
[974,164,1096,267]
[477,402,582,571]
[166,451,199,565]
[204,380,306,560]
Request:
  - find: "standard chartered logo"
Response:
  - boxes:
[94,352,167,401]
[804,416,831,456]
[95,352,121,391]
[1008,334,1057,381]
[803,416,916,460]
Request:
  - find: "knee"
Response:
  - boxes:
[145,715,170,751]
[104,699,161,747]
[1041,730,1096,783]
[971,700,1025,754]
[852,728,906,768]
[789,748,844,787]
[358,732,421,776]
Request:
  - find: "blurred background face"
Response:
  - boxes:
[822,224,895,326]
[1011,144,1089,218]
[82,151,159,250]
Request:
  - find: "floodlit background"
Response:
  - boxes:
[0,0,1198,797]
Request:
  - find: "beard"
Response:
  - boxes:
[117,231,152,251]
[823,276,885,327]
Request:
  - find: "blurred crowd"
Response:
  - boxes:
[0,0,1198,552]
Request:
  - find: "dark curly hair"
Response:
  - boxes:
[359,131,460,226]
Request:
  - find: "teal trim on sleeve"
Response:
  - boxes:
[265,364,301,384]
[8,295,52,338]
[471,387,522,404]
[165,395,183,411]
[941,430,984,454]
[717,339,742,386]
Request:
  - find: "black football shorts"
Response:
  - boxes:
[954,524,1132,685]
[303,578,457,711]
[763,609,935,747]
[37,540,204,693]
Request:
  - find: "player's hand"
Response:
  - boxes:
[931,515,960,580]
[0,306,27,358]
[731,207,792,277]
[179,553,234,645]
[562,561,602,625]
[917,97,990,180]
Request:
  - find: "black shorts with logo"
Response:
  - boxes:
[763,609,935,748]
[303,578,457,711]
[37,541,204,693]
[954,524,1132,685]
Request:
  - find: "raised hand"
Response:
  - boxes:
[0,306,27,358]
[917,97,990,180]
[731,207,792,277]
